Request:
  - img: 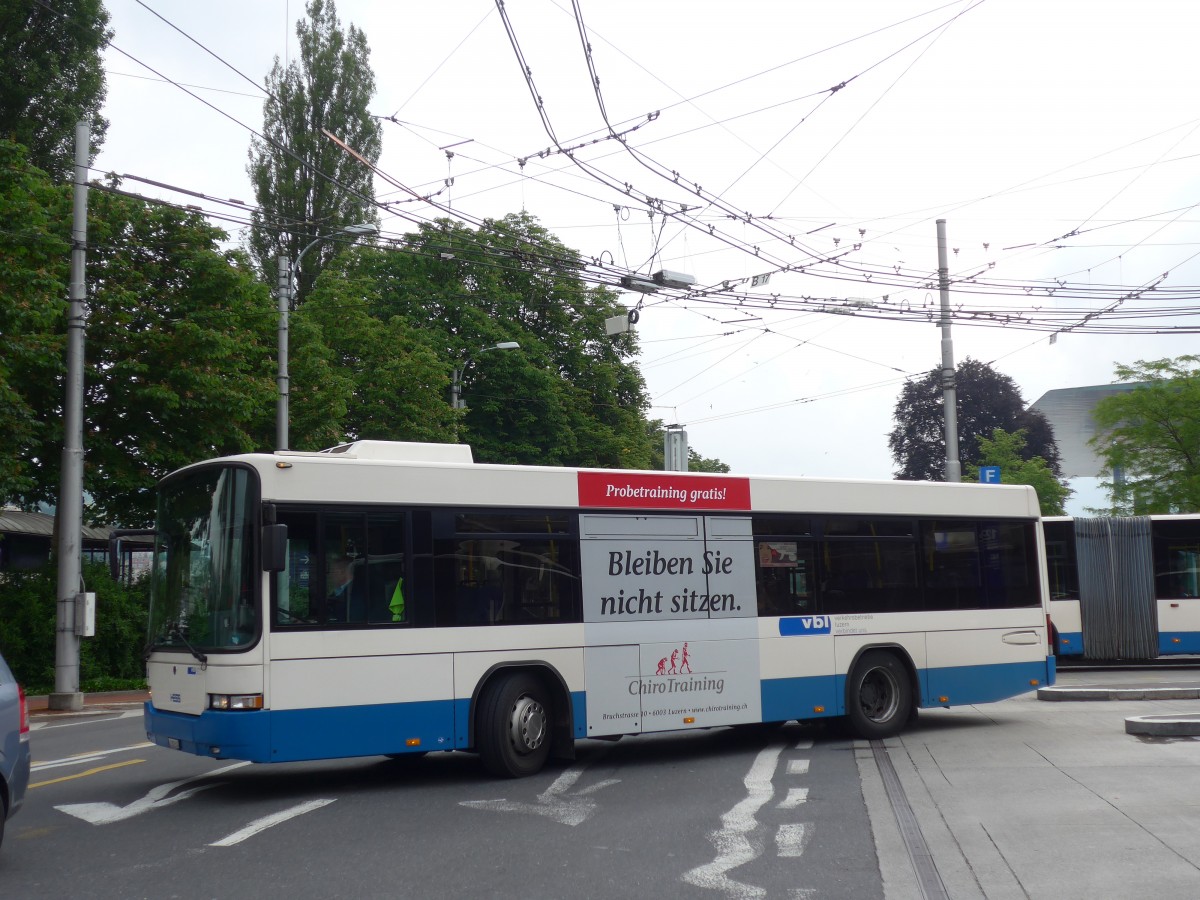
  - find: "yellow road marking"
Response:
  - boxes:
[30,758,145,789]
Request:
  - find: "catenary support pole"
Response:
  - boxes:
[276,255,290,451]
[52,122,90,711]
[937,219,961,483]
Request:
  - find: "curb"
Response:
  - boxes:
[26,690,150,713]
[1125,714,1200,737]
[1039,686,1200,701]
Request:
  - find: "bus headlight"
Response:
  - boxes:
[209,693,264,711]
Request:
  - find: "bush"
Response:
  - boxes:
[0,561,149,693]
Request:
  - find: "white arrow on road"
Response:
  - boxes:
[55,761,250,825]
[460,762,619,827]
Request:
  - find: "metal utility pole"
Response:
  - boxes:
[936,219,961,483]
[664,426,689,472]
[276,255,291,451]
[51,122,90,711]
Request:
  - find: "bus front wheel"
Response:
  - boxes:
[477,672,552,778]
[846,650,912,740]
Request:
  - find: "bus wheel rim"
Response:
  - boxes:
[861,668,899,722]
[509,695,547,753]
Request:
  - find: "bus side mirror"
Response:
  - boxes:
[262,524,287,572]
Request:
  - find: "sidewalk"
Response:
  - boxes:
[865,680,1200,900]
[27,690,150,714]
[1039,668,1200,736]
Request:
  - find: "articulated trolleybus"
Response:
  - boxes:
[144,441,1054,777]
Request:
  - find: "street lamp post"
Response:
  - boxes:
[451,341,520,410]
[276,223,378,451]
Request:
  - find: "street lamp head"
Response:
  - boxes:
[491,341,520,351]
[341,223,378,236]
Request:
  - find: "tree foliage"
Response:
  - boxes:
[0,140,71,503]
[247,0,381,300]
[1090,356,1200,514]
[888,357,1062,481]
[75,186,276,525]
[0,562,148,691]
[291,213,660,468]
[0,160,277,526]
[0,0,109,179]
[963,428,1071,516]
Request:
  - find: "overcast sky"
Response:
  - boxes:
[94,1,1200,507]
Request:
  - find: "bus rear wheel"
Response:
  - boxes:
[846,650,912,740]
[477,672,552,778]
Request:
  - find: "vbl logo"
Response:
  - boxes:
[780,615,832,636]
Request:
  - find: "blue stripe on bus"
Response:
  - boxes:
[1056,631,1084,656]
[146,661,1054,764]
[148,690,591,763]
[922,659,1052,706]
[1160,632,1200,655]
[761,675,840,721]
[762,657,1054,721]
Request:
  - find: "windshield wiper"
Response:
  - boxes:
[168,625,208,667]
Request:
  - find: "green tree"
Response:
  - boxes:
[247,0,381,301]
[8,179,279,526]
[0,140,71,505]
[1090,356,1200,514]
[294,257,457,448]
[76,185,278,525]
[318,213,660,469]
[963,428,1071,515]
[0,0,109,179]
[889,358,1062,481]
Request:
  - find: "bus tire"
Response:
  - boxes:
[846,650,912,740]
[477,672,552,778]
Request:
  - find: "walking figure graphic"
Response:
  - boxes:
[679,642,692,674]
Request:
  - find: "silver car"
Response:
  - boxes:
[0,651,31,850]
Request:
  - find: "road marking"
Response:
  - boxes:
[786,759,810,776]
[55,760,250,825]
[30,709,143,731]
[776,823,812,858]
[777,787,809,809]
[681,742,784,899]
[460,760,619,826]
[210,799,336,847]
[34,742,154,772]
[31,759,145,789]
[794,739,813,751]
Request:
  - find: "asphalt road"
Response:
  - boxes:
[5,709,879,900]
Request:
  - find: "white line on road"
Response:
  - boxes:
[30,709,143,731]
[56,761,250,825]
[776,823,812,858]
[794,739,813,751]
[681,742,785,899]
[210,799,336,847]
[786,759,810,776]
[34,742,155,771]
[778,787,809,809]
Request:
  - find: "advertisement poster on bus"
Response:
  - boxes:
[584,639,762,734]
[578,514,757,622]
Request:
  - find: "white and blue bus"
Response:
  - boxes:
[1045,515,1200,659]
[144,441,1055,776]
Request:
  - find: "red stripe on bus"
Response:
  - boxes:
[577,471,752,510]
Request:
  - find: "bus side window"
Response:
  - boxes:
[754,540,814,616]
[323,515,367,624]
[366,513,407,624]
[275,511,317,627]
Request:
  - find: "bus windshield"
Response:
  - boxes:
[147,464,258,653]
